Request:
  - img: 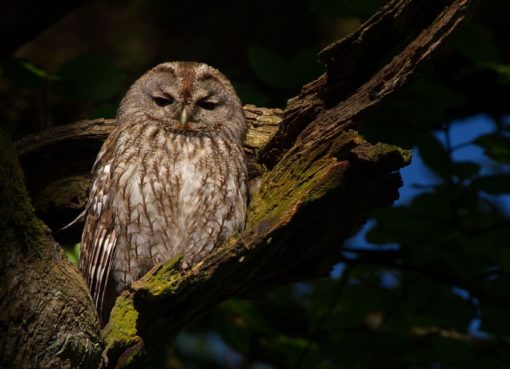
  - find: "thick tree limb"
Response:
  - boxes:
[4,0,471,368]
[261,0,470,167]
[98,0,469,366]
[0,132,102,369]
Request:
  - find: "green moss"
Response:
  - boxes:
[102,294,142,353]
[99,130,410,364]
[246,132,410,231]
[135,255,183,296]
[246,130,354,230]
[371,142,412,165]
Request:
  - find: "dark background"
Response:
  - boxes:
[1,0,510,368]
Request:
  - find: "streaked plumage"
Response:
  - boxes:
[80,62,248,324]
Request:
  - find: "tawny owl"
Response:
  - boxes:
[80,62,248,325]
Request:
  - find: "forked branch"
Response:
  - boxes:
[9,0,470,367]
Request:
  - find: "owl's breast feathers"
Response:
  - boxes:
[80,61,248,325]
[80,123,247,323]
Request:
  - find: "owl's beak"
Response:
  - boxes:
[180,109,190,126]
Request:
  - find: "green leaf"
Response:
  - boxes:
[231,81,270,106]
[482,302,510,337]
[2,58,58,88]
[249,46,322,89]
[362,75,465,147]
[368,207,436,243]
[395,277,472,331]
[475,133,510,164]
[56,54,126,102]
[451,23,501,64]
[483,63,510,84]
[472,174,510,194]
[461,227,510,269]
[417,133,451,178]
[221,299,277,335]
[290,48,324,86]
[411,77,466,109]
[63,243,80,265]
[269,335,320,368]
[451,161,480,179]
[89,102,118,119]
[215,315,251,354]
[249,46,292,88]
[410,78,466,127]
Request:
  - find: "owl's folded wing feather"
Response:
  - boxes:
[80,145,119,324]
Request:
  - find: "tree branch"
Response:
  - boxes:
[4,0,471,367]
[97,0,469,366]
[261,0,470,167]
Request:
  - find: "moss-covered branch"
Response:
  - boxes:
[4,0,471,368]
[98,1,469,366]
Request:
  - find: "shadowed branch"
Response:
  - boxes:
[4,0,471,368]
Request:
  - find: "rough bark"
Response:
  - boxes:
[0,132,102,369]
[1,0,470,368]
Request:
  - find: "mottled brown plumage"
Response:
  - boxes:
[80,62,248,324]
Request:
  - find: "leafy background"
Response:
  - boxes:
[1,0,510,368]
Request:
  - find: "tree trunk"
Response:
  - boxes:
[0,0,471,367]
[0,132,102,368]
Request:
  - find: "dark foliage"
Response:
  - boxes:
[1,0,509,368]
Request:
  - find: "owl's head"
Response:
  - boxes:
[117,61,246,142]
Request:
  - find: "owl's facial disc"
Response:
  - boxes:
[118,61,246,141]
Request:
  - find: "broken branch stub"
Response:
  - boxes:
[101,0,470,365]
[11,0,470,366]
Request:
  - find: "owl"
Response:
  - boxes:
[79,62,248,325]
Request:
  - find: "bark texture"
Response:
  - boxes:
[0,132,102,369]
[1,0,470,367]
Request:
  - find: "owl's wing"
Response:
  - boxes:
[80,143,119,324]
